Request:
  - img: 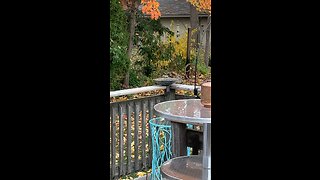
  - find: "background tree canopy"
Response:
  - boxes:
[110,0,130,90]
[110,0,211,91]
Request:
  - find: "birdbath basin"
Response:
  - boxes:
[154,78,180,86]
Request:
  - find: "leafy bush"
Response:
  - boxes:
[134,11,174,78]
[128,68,144,88]
[110,0,129,90]
[163,21,210,78]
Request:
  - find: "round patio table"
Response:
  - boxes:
[154,99,211,179]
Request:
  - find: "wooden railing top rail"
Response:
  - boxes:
[110,85,166,98]
[110,84,201,98]
[171,84,201,92]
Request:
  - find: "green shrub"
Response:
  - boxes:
[110,0,129,90]
[134,11,174,78]
[129,69,143,88]
[196,60,210,75]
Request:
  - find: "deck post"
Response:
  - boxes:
[165,85,176,101]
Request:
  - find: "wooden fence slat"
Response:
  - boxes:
[155,97,160,105]
[134,101,140,171]
[148,99,154,167]
[142,100,147,169]
[111,106,116,178]
[119,104,124,175]
[126,102,132,173]
[111,157,150,179]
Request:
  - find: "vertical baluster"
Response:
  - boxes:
[155,97,160,105]
[126,102,132,173]
[142,100,146,169]
[111,106,116,178]
[160,94,165,102]
[148,99,154,167]
[134,101,140,170]
[118,104,124,175]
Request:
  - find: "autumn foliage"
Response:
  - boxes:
[141,0,161,20]
[140,0,211,20]
[187,0,211,14]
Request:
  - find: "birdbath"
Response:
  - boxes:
[154,78,180,92]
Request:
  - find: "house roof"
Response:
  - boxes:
[157,0,208,17]
[138,0,209,18]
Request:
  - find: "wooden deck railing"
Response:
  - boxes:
[110,84,200,179]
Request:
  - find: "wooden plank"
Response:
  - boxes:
[170,83,201,91]
[110,157,150,179]
[175,94,197,100]
[110,85,166,97]
[134,101,140,171]
[155,96,165,105]
[110,84,196,101]
[148,98,154,120]
[118,104,124,175]
[160,95,166,102]
[141,100,147,169]
[171,122,187,157]
[110,94,165,106]
[111,106,116,178]
[148,99,154,166]
[126,102,132,173]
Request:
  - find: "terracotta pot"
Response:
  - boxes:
[201,82,211,108]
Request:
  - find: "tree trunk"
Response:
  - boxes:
[204,16,211,67]
[190,3,199,49]
[124,8,137,88]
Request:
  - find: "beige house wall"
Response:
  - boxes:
[160,17,210,48]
